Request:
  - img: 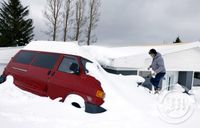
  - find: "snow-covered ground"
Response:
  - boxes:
[0,44,200,128]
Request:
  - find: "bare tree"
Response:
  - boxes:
[44,0,62,41]
[74,0,86,41]
[63,0,74,41]
[86,0,101,45]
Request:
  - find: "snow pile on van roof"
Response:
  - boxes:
[23,41,96,62]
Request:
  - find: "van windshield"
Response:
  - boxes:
[81,58,93,74]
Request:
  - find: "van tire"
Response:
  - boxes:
[65,94,85,110]
[0,75,6,84]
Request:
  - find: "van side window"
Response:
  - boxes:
[14,50,36,64]
[32,53,59,69]
[81,58,92,73]
[58,56,79,74]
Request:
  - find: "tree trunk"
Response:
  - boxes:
[86,0,101,45]
[63,0,72,42]
[87,0,94,45]
[44,0,62,41]
[74,0,85,41]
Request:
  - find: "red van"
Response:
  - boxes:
[0,41,106,113]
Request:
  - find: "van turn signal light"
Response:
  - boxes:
[96,90,105,99]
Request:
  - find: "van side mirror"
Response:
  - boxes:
[70,63,80,75]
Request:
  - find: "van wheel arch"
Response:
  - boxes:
[64,93,86,110]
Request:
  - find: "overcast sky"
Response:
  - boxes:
[16,0,200,44]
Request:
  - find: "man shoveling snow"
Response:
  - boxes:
[148,49,166,94]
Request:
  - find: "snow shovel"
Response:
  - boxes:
[141,75,153,91]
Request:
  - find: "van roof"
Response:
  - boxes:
[23,41,95,61]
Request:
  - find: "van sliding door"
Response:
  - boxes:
[27,52,60,96]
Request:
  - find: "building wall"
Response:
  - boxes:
[178,71,193,90]
[194,72,200,86]
[139,71,179,90]
[103,67,194,91]
[139,71,193,91]
[162,71,179,90]
[103,68,138,75]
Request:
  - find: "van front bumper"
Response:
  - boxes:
[85,102,106,114]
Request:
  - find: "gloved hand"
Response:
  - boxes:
[150,70,156,78]
[151,72,156,76]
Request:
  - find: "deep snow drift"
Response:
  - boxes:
[0,43,200,128]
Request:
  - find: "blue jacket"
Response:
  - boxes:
[149,52,166,73]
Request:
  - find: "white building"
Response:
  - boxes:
[95,42,200,90]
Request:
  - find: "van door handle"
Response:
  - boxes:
[47,70,51,75]
[51,72,55,76]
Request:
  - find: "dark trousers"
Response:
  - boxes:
[150,73,165,90]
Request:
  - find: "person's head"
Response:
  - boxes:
[149,49,157,58]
